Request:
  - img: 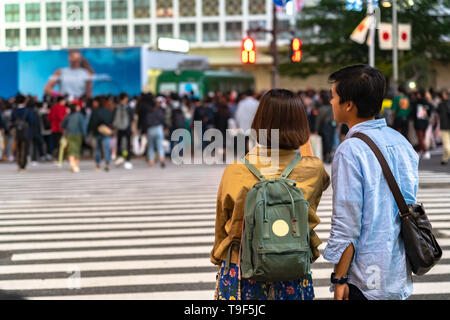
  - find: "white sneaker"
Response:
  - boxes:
[73,166,80,173]
[115,157,125,166]
[31,161,38,167]
[423,151,431,160]
[124,162,133,170]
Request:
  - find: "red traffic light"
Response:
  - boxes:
[290,37,302,63]
[241,37,256,64]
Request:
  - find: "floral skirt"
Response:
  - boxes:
[214,262,315,300]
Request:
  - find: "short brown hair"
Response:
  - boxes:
[251,89,310,150]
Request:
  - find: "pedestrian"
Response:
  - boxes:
[144,98,166,168]
[192,97,215,151]
[391,86,411,140]
[61,103,86,173]
[10,94,33,172]
[411,89,434,159]
[29,101,45,166]
[48,96,68,159]
[1,101,15,162]
[0,104,5,161]
[211,89,330,300]
[113,93,134,170]
[438,89,450,165]
[315,90,335,163]
[39,99,54,160]
[88,96,114,171]
[214,97,231,159]
[324,64,419,300]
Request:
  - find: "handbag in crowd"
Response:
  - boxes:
[97,124,113,136]
[352,132,442,276]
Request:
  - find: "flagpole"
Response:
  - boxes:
[368,0,375,67]
[392,0,399,84]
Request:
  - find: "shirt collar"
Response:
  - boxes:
[247,145,298,158]
[346,118,387,139]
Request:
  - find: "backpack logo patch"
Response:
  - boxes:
[272,219,289,237]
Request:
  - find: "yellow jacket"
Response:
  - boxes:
[210,146,331,266]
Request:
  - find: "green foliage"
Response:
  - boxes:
[280,0,450,87]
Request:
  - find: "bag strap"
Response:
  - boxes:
[351,132,409,215]
[240,156,266,181]
[280,152,302,179]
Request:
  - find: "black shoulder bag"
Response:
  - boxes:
[352,132,442,276]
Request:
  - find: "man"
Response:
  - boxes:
[438,89,450,165]
[391,86,411,139]
[10,94,33,172]
[44,49,93,99]
[88,97,114,172]
[411,89,434,159]
[113,93,134,169]
[235,90,259,154]
[47,96,67,159]
[323,65,418,300]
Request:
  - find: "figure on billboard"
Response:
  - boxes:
[44,49,94,99]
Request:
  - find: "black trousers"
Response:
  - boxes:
[394,117,409,140]
[16,138,29,169]
[348,283,368,301]
[52,132,62,157]
[117,130,132,161]
[31,136,44,161]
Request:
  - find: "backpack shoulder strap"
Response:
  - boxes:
[280,152,302,179]
[240,156,266,181]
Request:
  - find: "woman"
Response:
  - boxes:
[145,99,166,168]
[61,103,86,173]
[211,89,330,300]
[214,97,232,160]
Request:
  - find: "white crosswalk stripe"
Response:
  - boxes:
[0,161,449,300]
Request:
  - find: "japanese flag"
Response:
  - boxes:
[398,24,411,50]
[350,17,370,44]
[378,22,393,50]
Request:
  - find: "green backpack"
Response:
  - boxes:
[225,153,312,282]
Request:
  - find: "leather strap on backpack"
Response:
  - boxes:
[351,132,410,215]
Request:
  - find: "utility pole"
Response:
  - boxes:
[368,0,376,67]
[392,0,399,84]
[271,3,280,89]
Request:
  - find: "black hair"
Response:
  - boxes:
[119,92,128,101]
[68,103,78,114]
[15,93,26,104]
[328,64,386,118]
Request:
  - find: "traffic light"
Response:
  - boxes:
[241,37,256,64]
[290,37,302,63]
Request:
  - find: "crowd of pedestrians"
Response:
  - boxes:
[0,83,449,172]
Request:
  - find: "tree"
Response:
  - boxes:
[279,0,450,88]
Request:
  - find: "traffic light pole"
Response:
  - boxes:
[246,4,282,89]
[392,0,399,84]
[271,3,280,89]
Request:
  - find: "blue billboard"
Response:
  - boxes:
[1,47,142,99]
[0,52,19,98]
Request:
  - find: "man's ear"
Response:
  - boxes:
[346,101,356,113]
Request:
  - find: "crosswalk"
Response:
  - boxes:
[0,161,449,300]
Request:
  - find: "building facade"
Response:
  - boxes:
[0,0,301,50]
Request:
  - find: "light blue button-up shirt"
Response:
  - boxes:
[323,118,419,300]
